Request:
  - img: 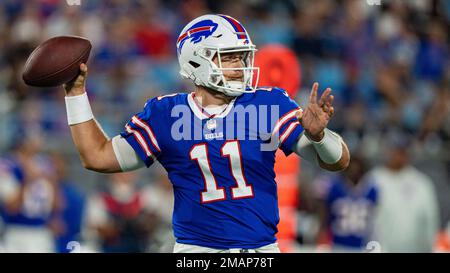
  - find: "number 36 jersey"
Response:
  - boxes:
[120,87,303,249]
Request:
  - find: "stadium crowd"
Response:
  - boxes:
[0,0,449,252]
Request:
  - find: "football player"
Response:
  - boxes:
[63,14,350,253]
[314,155,377,251]
[0,133,58,252]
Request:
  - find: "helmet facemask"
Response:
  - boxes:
[197,46,260,97]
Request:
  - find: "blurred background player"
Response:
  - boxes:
[369,130,439,252]
[139,170,175,252]
[314,154,378,252]
[0,129,58,252]
[48,152,85,253]
[84,172,158,253]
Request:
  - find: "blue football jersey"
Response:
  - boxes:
[120,87,303,249]
[0,157,54,227]
[319,175,378,249]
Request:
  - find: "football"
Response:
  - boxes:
[22,36,92,87]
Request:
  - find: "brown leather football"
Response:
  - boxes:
[22,36,92,87]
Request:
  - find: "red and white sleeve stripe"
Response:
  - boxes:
[271,108,301,138]
[279,121,300,146]
[131,116,161,152]
[125,125,156,160]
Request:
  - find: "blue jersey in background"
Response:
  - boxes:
[318,175,378,249]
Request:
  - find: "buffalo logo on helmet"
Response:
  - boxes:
[177,19,219,53]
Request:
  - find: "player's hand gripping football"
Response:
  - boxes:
[296,82,334,141]
[63,63,88,96]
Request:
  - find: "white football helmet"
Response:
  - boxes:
[177,14,259,97]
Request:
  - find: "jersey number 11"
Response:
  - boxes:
[189,140,254,203]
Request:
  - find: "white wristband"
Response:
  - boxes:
[65,92,94,125]
[308,128,343,164]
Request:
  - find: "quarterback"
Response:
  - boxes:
[63,14,350,253]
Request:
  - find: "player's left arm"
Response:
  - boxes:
[293,83,350,171]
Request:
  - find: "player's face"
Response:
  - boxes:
[213,52,245,81]
[387,148,409,170]
[344,157,365,185]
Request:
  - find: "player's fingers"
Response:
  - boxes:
[79,63,88,78]
[326,94,334,107]
[71,64,87,86]
[62,82,69,90]
[309,82,319,104]
[80,63,87,73]
[319,88,331,107]
[295,108,303,121]
[328,106,334,117]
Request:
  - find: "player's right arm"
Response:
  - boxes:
[63,64,143,173]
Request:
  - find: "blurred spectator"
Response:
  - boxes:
[84,172,159,253]
[369,131,439,252]
[0,130,58,252]
[419,80,450,142]
[48,153,85,253]
[140,171,175,252]
[314,154,378,252]
[414,19,448,82]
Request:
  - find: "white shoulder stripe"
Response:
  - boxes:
[131,116,161,152]
[125,125,155,160]
[272,108,300,137]
[279,122,299,146]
